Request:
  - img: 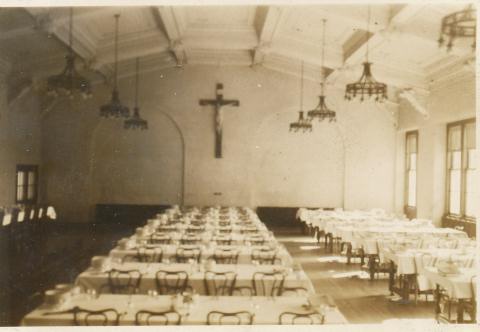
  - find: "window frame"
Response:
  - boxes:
[15,164,39,205]
[404,130,418,218]
[445,118,476,222]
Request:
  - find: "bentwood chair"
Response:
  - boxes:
[71,306,120,326]
[213,248,239,264]
[155,270,189,295]
[252,271,285,296]
[107,269,142,294]
[207,310,254,325]
[176,247,202,263]
[150,233,172,245]
[122,248,163,263]
[278,311,325,325]
[135,310,182,325]
[180,235,202,245]
[251,248,279,265]
[214,236,232,246]
[204,271,237,296]
[246,235,266,246]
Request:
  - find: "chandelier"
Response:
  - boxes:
[99,14,130,118]
[290,61,312,133]
[46,8,92,99]
[438,4,476,51]
[344,6,387,102]
[124,58,148,130]
[308,19,336,122]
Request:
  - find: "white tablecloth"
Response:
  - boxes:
[76,262,315,295]
[22,294,348,325]
[422,267,476,299]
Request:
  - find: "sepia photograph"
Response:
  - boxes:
[0,0,477,329]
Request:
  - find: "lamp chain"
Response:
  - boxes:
[114,14,120,89]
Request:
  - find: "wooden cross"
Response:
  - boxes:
[199,83,240,158]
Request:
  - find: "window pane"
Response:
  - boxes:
[406,134,417,153]
[17,186,24,201]
[28,171,36,185]
[27,185,35,200]
[450,151,462,169]
[408,171,416,206]
[448,125,462,151]
[467,149,476,169]
[465,193,477,217]
[466,170,476,193]
[465,122,476,149]
[449,170,461,214]
[409,154,417,170]
[17,171,25,186]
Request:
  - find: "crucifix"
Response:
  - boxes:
[199,83,240,158]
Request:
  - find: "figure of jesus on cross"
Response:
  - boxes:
[199,83,240,158]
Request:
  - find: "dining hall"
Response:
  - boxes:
[0,0,477,327]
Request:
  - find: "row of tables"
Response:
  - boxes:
[22,206,347,325]
[298,208,476,324]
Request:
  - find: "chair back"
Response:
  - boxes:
[207,310,253,325]
[204,271,237,296]
[251,248,278,265]
[252,271,285,296]
[213,248,239,264]
[135,310,182,325]
[279,311,324,324]
[176,247,202,263]
[72,306,120,326]
[107,269,142,294]
[150,233,172,245]
[155,270,189,294]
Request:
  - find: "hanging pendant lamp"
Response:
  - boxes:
[124,58,148,130]
[99,14,130,118]
[438,4,476,52]
[290,61,312,133]
[46,7,92,99]
[307,19,336,122]
[344,6,387,102]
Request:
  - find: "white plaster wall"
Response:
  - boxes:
[396,72,476,225]
[40,65,397,222]
[0,65,42,207]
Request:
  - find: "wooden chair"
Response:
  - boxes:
[44,306,121,326]
[135,310,182,325]
[150,233,172,245]
[279,311,324,324]
[107,269,142,294]
[122,248,163,263]
[213,248,239,264]
[176,247,202,263]
[180,235,202,245]
[207,310,254,325]
[214,236,232,246]
[204,271,237,296]
[251,248,279,265]
[155,270,189,295]
[246,236,265,246]
[252,271,285,296]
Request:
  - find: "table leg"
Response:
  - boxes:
[388,261,395,295]
[360,249,365,266]
[434,284,441,321]
[346,243,352,264]
[368,255,376,281]
[457,299,464,323]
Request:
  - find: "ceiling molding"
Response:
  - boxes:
[152,6,187,66]
[252,6,284,65]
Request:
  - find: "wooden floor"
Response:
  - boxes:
[276,231,437,324]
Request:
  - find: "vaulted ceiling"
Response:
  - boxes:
[0,4,475,105]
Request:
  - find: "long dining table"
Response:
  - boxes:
[75,262,316,295]
[22,294,348,325]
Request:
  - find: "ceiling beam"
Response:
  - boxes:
[252,6,285,65]
[151,6,187,66]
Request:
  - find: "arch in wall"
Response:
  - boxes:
[87,109,185,212]
[249,109,346,209]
